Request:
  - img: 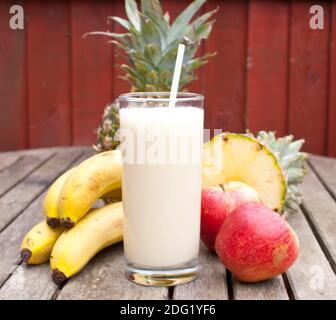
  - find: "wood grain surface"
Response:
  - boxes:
[0,147,335,299]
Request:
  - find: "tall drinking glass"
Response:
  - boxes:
[119,92,204,286]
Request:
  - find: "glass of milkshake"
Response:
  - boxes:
[119,92,204,286]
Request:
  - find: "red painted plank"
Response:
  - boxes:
[246,1,289,136]
[71,0,114,145]
[328,2,336,157]
[26,1,71,148]
[203,0,247,133]
[0,1,27,151]
[162,0,187,20]
[112,0,129,98]
[288,1,330,155]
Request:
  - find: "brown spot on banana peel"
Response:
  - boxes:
[25,238,33,246]
[61,218,75,229]
[21,248,32,263]
[47,217,60,228]
[89,180,100,191]
[52,269,68,285]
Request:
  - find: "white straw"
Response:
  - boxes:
[168,44,185,108]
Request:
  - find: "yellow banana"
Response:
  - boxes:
[50,202,123,284]
[21,221,64,265]
[58,150,122,228]
[43,168,75,228]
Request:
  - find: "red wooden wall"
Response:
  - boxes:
[0,0,335,156]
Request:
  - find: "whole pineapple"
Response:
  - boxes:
[89,0,217,152]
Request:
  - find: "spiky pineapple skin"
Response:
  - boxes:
[95,100,120,152]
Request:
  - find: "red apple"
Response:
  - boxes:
[215,202,299,282]
[201,181,260,251]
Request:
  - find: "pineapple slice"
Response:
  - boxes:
[203,133,287,213]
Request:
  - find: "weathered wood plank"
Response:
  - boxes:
[309,155,336,199]
[0,151,93,296]
[0,253,56,300]
[0,148,77,173]
[285,208,336,299]
[0,153,20,173]
[300,165,336,268]
[0,152,53,197]
[0,149,83,233]
[0,193,45,287]
[233,276,288,300]
[0,146,88,157]
[173,243,228,300]
[57,243,167,300]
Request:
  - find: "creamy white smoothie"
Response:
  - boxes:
[120,106,203,268]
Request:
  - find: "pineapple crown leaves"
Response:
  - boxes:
[246,130,308,213]
[84,0,217,92]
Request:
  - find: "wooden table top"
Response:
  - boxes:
[0,146,335,300]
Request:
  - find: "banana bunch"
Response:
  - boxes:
[20,150,123,284]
